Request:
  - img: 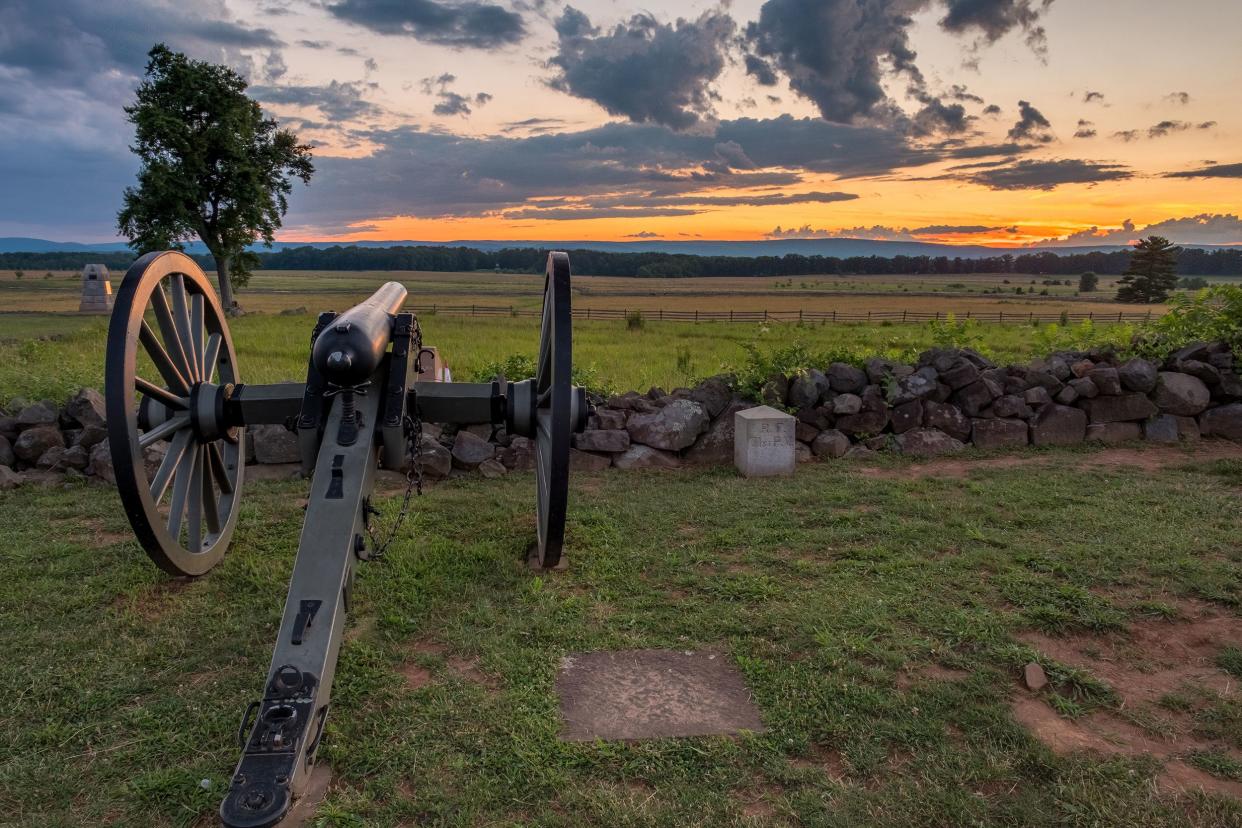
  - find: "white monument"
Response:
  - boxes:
[78,264,114,314]
[734,405,796,477]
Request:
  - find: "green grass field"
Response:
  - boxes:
[1,450,1240,826]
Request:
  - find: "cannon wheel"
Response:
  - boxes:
[105,251,244,577]
[533,252,573,568]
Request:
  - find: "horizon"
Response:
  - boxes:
[2,1,1240,248]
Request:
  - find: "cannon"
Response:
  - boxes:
[103,250,588,827]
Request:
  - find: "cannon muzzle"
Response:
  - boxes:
[311,281,408,386]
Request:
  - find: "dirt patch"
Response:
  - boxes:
[448,656,499,692]
[401,663,432,690]
[896,662,971,690]
[282,763,333,828]
[57,516,131,546]
[736,783,784,821]
[110,577,192,621]
[1013,599,1242,799]
[859,442,1242,481]
[790,744,850,782]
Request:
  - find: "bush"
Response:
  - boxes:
[467,352,614,397]
[1078,272,1098,293]
[1179,276,1210,290]
[927,314,984,351]
[13,270,22,279]
[1131,284,1242,358]
[625,310,644,331]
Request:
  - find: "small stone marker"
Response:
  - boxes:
[734,405,796,477]
[555,650,766,741]
[78,264,114,314]
[1023,662,1048,691]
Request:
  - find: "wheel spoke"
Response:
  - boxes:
[170,274,199,383]
[207,441,234,495]
[135,376,188,411]
[202,446,222,536]
[185,446,205,552]
[150,284,194,383]
[537,284,552,392]
[139,415,188,448]
[150,429,192,503]
[139,321,190,395]
[202,333,222,384]
[190,292,205,380]
[167,444,198,541]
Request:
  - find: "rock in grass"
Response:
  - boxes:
[1151,372,1211,417]
[811,429,850,459]
[613,444,681,470]
[1031,404,1087,446]
[451,430,494,470]
[14,425,64,462]
[1023,662,1048,692]
[894,428,964,457]
[1118,358,1158,393]
[0,465,22,490]
[1200,404,1242,441]
[627,399,709,451]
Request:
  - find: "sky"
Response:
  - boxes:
[1,0,1240,247]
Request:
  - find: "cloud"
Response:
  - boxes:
[548,7,735,130]
[1112,129,1140,142]
[251,80,382,121]
[1007,100,1053,142]
[1163,91,1191,105]
[1164,162,1242,179]
[1112,120,1217,141]
[957,158,1132,190]
[326,0,526,49]
[767,222,1015,240]
[938,0,1055,55]
[1083,90,1105,104]
[624,231,661,238]
[1073,119,1096,139]
[1028,214,1242,246]
[982,104,1002,115]
[420,73,492,116]
[911,224,1012,234]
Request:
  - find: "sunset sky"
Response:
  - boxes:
[1,0,1240,247]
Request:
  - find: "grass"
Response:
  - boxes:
[1,450,1241,825]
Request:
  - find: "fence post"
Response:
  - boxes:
[695,309,699,323]
[799,309,803,323]
[729,309,733,322]
[472,304,476,316]
[1089,312,1093,321]
[833,309,836,322]
[999,311,1003,323]
[660,308,664,321]
[1146,310,1151,321]
[1118,311,1123,323]
[1029,311,1033,322]
[902,309,906,322]
[764,309,768,321]
[586,307,590,320]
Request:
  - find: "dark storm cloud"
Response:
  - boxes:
[1006,100,1053,142]
[326,0,526,49]
[939,0,1054,54]
[959,158,1132,190]
[1165,162,1242,179]
[548,7,735,130]
[741,0,1052,126]
[251,80,382,121]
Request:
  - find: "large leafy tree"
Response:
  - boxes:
[117,44,313,311]
[1115,236,1180,304]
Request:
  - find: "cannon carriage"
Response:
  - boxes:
[104,250,588,826]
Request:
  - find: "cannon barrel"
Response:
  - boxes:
[312,281,408,386]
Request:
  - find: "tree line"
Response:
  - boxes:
[6,243,1239,278]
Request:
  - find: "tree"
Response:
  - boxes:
[1115,236,1180,304]
[1078,271,1098,292]
[117,44,313,311]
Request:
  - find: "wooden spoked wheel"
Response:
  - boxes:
[105,251,244,576]
[533,252,575,569]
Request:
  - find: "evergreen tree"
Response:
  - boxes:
[1078,271,1098,292]
[1115,236,1180,304]
[117,45,313,312]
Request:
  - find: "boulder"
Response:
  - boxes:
[1174,359,1221,387]
[1200,404,1242,441]
[895,428,965,458]
[794,420,820,443]
[1080,393,1158,424]
[891,371,938,405]
[1118,358,1158,393]
[589,408,628,430]
[88,442,115,483]
[626,399,709,451]
[923,401,971,442]
[690,376,733,418]
[0,435,13,467]
[1054,386,1079,406]
[939,359,980,390]
[496,435,532,472]
[15,401,58,430]
[1216,371,1242,401]
[1070,360,1095,378]
[0,416,18,441]
[613,444,682,470]
[569,449,612,472]
[953,380,997,417]
[971,418,1028,450]
[1151,372,1211,416]
[62,444,90,470]
[35,446,69,470]
[64,388,106,427]
[843,445,875,460]
[1025,369,1063,394]
[1169,341,1211,363]
[827,362,867,394]
[811,429,850,459]
[1031,405,1087,446]
[1174,415,1201,442]
[1086,422,1142,444]
[1023,386,1052,408]
[14,425,64,462]
[890,400,923,434]
[451,430,495,470]
[1143,415,1180,444]
[992,394,1032,419]
[608,392,655,412]
[831,394,862,415]
[573,429,630,453]
[795,442,814,463]
[760,374,789,406]
[797,405,833,431]
[685,402,753,465]
[835,407,889,437]
[0,465,21,490]
[787,369,830,410]
[864,357,910,384]
[250,423,300,464]
[1087,367,1121,395]
[1067,377,1099,400]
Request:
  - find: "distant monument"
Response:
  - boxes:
[78,264,114,314]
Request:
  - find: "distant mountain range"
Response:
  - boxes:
[2,236,1237,260]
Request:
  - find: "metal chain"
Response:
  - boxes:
[365,321,425,559]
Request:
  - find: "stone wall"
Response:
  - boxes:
[2,340,1239,490]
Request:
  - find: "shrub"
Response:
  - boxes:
[1179,276,1210,290]
[13,270,23,279]
[1078,272,1098,292]
[1130,284,1242,358]
[467,352,614,398]
[625,310,644,331]
[927,314,984,351]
